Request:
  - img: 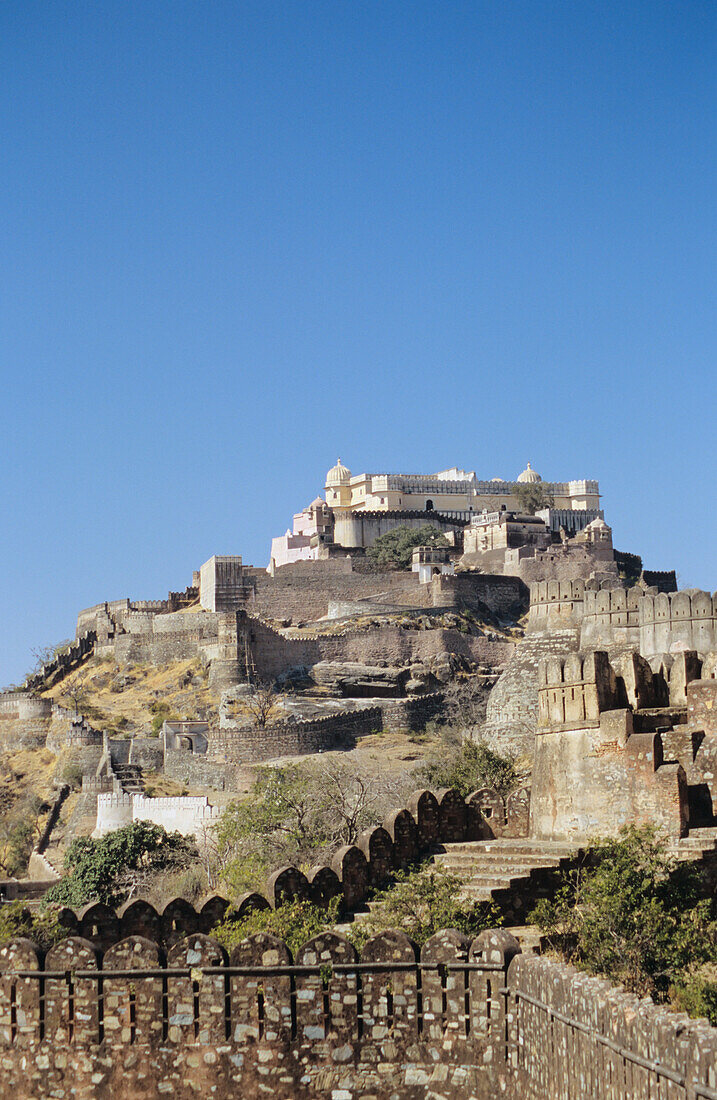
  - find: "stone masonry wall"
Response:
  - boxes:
[0,931,714,1100]
[209,708,383,764]
[640,589,717,657]
[249,560,422,622]
[508,952,717,1100]
[531,653,687,841]
[246,617,513,682]
[0,929,519,1099]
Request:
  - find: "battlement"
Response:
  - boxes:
[527,578,586,630]
[0,929,713,1099]
[640,589,717,656]
[537,650,616,730]
[0,927,520,1097]
[79,785,530,937]
[95,793,219,837]
[580,584,642,647]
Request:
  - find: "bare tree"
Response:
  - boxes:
[59,666,92,715]
[242,682,281,728]
[443,675,491,734]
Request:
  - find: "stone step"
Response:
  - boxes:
[438,841,576,857]
[435,862,560,880]
[433,852,561,869]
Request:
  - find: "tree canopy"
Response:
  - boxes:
[513,481,554,515]
[44,821,194,908]
[366,524,449,570]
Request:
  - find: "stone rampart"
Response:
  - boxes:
[209,708,383,763]
[0,931,714,1099]
[62,784,530,946]
[482,629,580,757]
[94,793,219,837]
[0,693,53,748]
[639,589,717,657]
[163,750,243,791]
[250,559,421,621]
[247,616,513,682]
[0,928,521,1098]
[532,652,687,840]
[537,651,617,732]
[508,952,717,1100]
[527,579,587,631]
[23,631,96,691]
[430,573,528,619]
[580,584,642,648]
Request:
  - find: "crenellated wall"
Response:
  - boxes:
[94,793,219,837]
[579,584,642,648]
[527,579,587,631]
[639,589,717,657]
[210,707,383,763]
[531,651,688,841]
[0,928,520,1099]
[0,930,714,1100]
[508,952,717,1100]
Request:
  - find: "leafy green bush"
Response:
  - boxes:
[514,482,554,515]
[43,821,194,908]
[0,901,66,950]
[530,825,717,1019]
[417,736,517,798]
[347,866,501,950]
[670,965,717,1024]
[366,524,448,570]
[212,897,341,955]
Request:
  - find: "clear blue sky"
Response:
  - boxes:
[1,1,715,686]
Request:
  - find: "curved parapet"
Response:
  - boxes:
[527,579,586,631]
[537,650,617,731]
[580,585,641,648]
[639,589,717,657]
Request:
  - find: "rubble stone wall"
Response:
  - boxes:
[0,931,714,1100]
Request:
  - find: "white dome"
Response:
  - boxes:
[585,516,610,532]
[326,458,351,486]
[517,462,541,484]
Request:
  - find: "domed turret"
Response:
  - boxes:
[517,462,541,484]
[325,458,352,486]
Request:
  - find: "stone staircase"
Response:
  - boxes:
[668,825,717,864]
[112,763,145,795]
[432,837,581,923]
[360,825,717,932]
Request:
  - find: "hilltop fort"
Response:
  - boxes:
[0,459,715,1098]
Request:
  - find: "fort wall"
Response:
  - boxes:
[527,579,587,631]
[531,652,688,840]
[639,590,717,657]
[209,708,383,763]
[245,617,513,682]
[94,793,219,837]
[0,931,713,1100]
[580,585,642,648]
[0,694,53,748]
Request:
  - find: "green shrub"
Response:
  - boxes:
[43,821,194,908]
[417,737,517,798]
[212,898,340,956]
[529,825,717,1013]
[347,866,501,951]
[0,902,66,950]
[366,525,448,570]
